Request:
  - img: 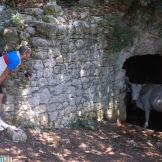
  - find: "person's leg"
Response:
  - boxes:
[0,86,4,110]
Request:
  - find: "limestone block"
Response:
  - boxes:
[92,16,103,23]
[62,102,69,108]
[0,26,5,35]
[57,16,66,23]
[22,14,37,22]
[20,32,30,41]
[3,27,19,50]
[50,48,62,58]
[75,39,84,49]
[73,21,83,34]
[53,66,61,74]
[0,5,6,14]
[40,88,51,104]
[25,26,36,35]
[34,48,49,59]
[63,106,72,116]
[2,104,15,112]
[38,112,49,126]
[57,25,67,36]
[7,127,27,143]
[66,86,76,94]
[0,37,5,53]
[91,23,98,34]
[37,72,45,80]
[80,11,89,19]
[68,22,76,35]
[42,15,59,23]
[48,103,58,112]
[33,60,44,69]
[38,77,48,86]
[30,81,37,87]
[139,0,151,7]
[29,94,40,107]
[0,117,27,143]
[44,59,56,68]
[43,2,64,16]
[35,22,58,38]
[49,111,58,121]
[79,0,101,6]
[32,37,51,47]
[54,84,65,95]
[49,94,66,103]
[55,55,64,64]
[24,8,43,17]
[35,105,47,113]
[43,68,53,78]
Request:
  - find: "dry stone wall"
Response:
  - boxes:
[0,2,152,128]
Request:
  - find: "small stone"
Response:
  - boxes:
[126,140,136,146]
[25,26,36,35]
[40,88,51,104]
[157,142,162,151]
[0,5,6,14]
[7,128,27,143]
[80,11,89,19]
[62,138,71,144]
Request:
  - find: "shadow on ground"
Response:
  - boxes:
[0,122,162,162]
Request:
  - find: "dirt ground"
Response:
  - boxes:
[0,122,162,162]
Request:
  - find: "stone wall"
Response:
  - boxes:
[1,2,162,128]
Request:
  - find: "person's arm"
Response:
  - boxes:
[19,60,32,79]
[19,60,26,71]
[0,68,10,84]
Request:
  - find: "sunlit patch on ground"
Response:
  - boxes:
[0,122,162,162]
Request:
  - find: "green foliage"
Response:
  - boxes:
[69,112,98,130]
[105,0,134,6]
[136,10,152,28]
[57,0,78,6]
[49,0,60,4]
[11,12,24,29]
[70,119,98,130]
[65,0,77,4]
[106,0,118,4]
[123,0,134,6]
[70,120,81,129]
[99,13,136,52]
[140,0,152,6]
[108,24,136,52]
[152,23,162,37]
[157,26,162,37]
[3,0,15,7]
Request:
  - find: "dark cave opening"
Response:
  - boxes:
[123,54,162,131]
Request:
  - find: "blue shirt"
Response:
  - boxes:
[6,51,21,71]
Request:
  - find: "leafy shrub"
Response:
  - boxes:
[139,0,152,6]
[3,0,15,7]
[49,0,60,3]
[108,24,136,52]
[70,112,98,130]
[136,9,152,28]
[11,12,24,29]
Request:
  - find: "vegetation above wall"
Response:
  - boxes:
[1,0,162,53]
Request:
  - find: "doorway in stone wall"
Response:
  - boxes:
[123,54,162,131]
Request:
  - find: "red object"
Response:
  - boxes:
[3,54,9,65]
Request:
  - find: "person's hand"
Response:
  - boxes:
[23,70,32,79]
